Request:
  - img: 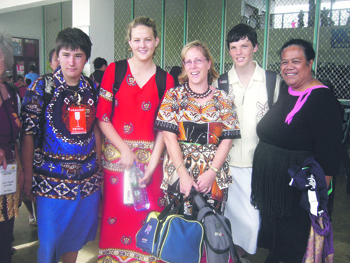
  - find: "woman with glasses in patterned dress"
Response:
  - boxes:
[155,40,240,217]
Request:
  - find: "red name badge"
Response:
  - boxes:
[69,107,86,134]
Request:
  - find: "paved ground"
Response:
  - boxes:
[11,173,350,263]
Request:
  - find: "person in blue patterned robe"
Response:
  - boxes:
[21,28,102,263]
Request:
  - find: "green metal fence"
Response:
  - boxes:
[113,0,350,99]
[43,1,72,74]
[40,0,350,99]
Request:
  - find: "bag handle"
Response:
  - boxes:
[157,193,192,221]
[153,193,193,244]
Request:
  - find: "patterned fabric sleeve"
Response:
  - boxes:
[21,78,45,136]
[96,63,116,123]
[154,87,179,134]
[217,90,241,140]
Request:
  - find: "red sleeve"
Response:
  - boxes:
[96,63,116,122]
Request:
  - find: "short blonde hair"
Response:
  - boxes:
[178,40,219,85]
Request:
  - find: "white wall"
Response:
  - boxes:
[0,6,44,74]
[0,7,42,38]
[71,0,114,75]
[90,0,114,67]
[0,0,66,14]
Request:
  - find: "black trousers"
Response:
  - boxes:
[0,217,15,263]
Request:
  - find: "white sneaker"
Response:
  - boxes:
[29,215,37,225]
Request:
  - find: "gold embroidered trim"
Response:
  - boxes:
[98,248,159,263]
[100,87,113,102]
[102,139,154,172]
[42,148,96,161]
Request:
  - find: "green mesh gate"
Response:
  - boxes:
[112,0,349,99]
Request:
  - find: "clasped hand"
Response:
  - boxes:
[120,148,153,186]
[179,169,216,197]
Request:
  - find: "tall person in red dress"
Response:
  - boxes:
[96,16,174,263]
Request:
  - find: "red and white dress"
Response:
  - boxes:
[97,61,174,263]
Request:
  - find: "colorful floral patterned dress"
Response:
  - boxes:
[97,61,174,263]
[155,84,241,213]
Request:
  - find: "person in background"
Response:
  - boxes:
[15,75,27,100]
[169,65,181,87]
[251,39,342,263]
[155,40,240,262]
[89,57,107,91]
[25,78,31,87]
[97,16,174,263]
[0,30,24,263]
[212,23,281,263]
[7,75,14,84]
[24,65,39,84]
[21,27,102,263]
[49,48,59,72]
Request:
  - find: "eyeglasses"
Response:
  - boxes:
[183,58,208,67]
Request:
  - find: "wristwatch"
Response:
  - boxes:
[209,165,219,173]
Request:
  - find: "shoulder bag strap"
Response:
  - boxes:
[218,72,229,94]
[38,74,55,149]
[265,70,277,108]
[83,76,97,101]
[155,66,167,101]
[111,60,128,119]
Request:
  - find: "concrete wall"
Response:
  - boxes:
[0,6,44,73]
[90,0,114,68]
[0,0,65,14]
[0,0,115,75]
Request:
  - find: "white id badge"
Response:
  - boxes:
[0,163,17,195]
[123,169,134,205]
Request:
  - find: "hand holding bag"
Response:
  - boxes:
[136,193,204,263]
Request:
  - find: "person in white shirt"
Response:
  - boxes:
[213,23,281,263]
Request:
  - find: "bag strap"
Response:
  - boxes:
[84,75,97,101]
[39,74,55,149]
[219,70,277,110]
[217,72,229,94]
[154,193,193,244]
[157,193,192,220]
[111,59,128,119]
[111,60,167,118]
[265,70,277,108]
[155,66,167,101]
